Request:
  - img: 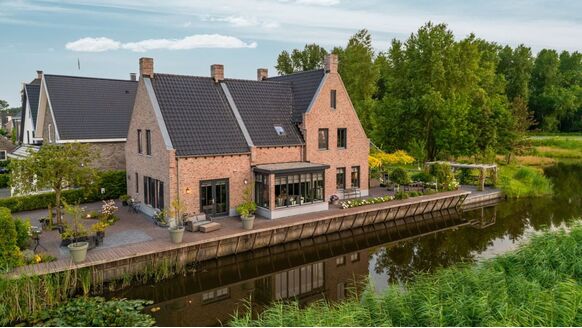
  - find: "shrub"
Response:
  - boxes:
[0,174,9,188]
[14,218,31,250]
[411,171,433,182]
[0,170,127,213]
[394,191,409,200]
[498,165,553,198]
[0,207,23,271]
[429,163,457,190]
[340,195,393,209]
[390,168,411,186]
[29,297,155,327]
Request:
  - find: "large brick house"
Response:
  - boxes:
[34,73,137,170]
[126,54,369,219]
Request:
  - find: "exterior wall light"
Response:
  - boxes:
[185,187,192,194]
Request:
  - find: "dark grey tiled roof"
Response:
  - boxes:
[151,74,250,157]
[267,69,325,122]
[24,84,40,126]
[44,75,137,140]
[225,79,303,147]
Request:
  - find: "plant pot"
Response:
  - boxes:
[241,215,255,230]
[95,231,105,246]
[122,201,128,206]
[68,241,89,264]
[169,226,185,244]
[331,200,339,205]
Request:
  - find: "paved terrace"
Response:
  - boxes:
[11,186,500,277]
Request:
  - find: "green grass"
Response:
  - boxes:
[498,165,553,198]
[231,220,582,327]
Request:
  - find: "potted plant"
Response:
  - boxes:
[100,200,119,225]
[64,203,90,264]
[120,194,130,206]
[168,199,186,244]
[329,195,340,205]
[236,186,256,230]
[91,221,109,246]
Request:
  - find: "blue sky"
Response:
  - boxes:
[1,0,582,106]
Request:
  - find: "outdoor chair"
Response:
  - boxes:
[129,199,141,213]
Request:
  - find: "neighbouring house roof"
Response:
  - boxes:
[150,74,250,157]
[253,162,330,174]
[8,144,40,159]
[267,69,325,123]
[0,136,16,152]
[44,75,137,140]
[149,70,325,157]
[224,79,304,147]
[25,83,40,126]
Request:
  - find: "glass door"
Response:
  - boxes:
[200,179,229,217]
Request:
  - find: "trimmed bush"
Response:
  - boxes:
[390,168,411,186]
[0,174,9,188]
[0,170,127,213]
[0,207,23,271]
[14,218,31,250]
[411,171,433,182]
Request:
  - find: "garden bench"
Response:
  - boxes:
[199,222,221,233]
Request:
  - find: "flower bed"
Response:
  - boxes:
[340,195,393,209]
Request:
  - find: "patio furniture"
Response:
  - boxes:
[30,226,47,252]
[343,188,361,199]
[199,222,221,233]
[185,213,213,232]
[129,199,141,213]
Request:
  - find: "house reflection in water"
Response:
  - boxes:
[113,208,468,326]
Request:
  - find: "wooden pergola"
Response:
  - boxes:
[425,161,497,191]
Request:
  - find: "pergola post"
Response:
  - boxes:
[478,168,485,191]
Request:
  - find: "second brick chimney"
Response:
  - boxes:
[211,64,224,83]
[36,70,43,80]
[130,73,137,81]
[139,57,154,78]
[324,54,338,73]
[257,68,268,81]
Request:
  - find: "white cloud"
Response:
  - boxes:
[65,37,121,52]
[182,21,191,27]
[295,0,340,5]
[65,34,257,52]
[203,15,280,29]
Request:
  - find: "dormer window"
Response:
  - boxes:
[274,125,286,136]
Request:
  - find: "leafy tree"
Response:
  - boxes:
[0,100,8,111]
[10,143,98,224]
[0,207,23,271]
[502,97,535,163]
[275,44,328,74]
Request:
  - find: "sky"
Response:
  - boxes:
[1,0,582,106]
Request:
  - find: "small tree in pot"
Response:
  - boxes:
[236,186,256,230]
[64,203,89,264]
[168,199,186,244]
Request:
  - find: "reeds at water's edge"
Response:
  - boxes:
[231,219,582,327]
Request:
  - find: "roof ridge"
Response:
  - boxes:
[44,74,136,83]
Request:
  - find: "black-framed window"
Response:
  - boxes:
[145,129,152,155]
[351,166,360,188]
[255,173,270,208]
[337,128,347,148]
[275,171,324,208]
[143,176,164,209]
[135,172,139,193]
[330,89,337,109]
[336,167,346,190]
[137,129,142,154]
[318,129,328,150]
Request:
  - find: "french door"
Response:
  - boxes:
[200,179,229,217]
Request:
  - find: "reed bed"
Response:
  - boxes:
[0,256,186,325]
[232,220,582,327]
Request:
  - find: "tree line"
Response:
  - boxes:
[276,23,582,161]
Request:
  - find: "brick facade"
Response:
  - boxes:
[302,69,370,199]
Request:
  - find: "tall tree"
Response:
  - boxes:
[275,44,328,74]
[10,144,98,224]
[335,29,379,132]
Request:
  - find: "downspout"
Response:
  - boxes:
[176,156,180,205]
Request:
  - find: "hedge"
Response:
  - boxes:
[0,174,9,188]
[0,170,126,213]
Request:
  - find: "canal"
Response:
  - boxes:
[112,163,582,326]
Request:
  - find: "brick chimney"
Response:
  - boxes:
[36,70,43,80]
[130,73,137,81]
[324,54,338,73]
[139,57,154,78]
[211,64,224,82]
[257,68,268,81]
